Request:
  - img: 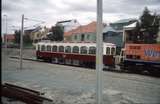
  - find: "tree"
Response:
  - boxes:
[14,30,21,44]
[14,30,32,45]
[135,7,160,43]
[23,34,32,45]
[48,25,64,41]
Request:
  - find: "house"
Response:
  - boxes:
[64,21,97,42]
[4,34,15,44]
[56,19,80,32]
[110,18,137,33]
[25,26,50,44]
[124,21,160,44]
[103,25,122,46]
[103,19,137,54]
[32,26,50,43]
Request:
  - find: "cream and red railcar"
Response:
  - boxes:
[36,42,116,68]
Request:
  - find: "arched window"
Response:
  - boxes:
[41,45,45,51]
[87,34,90,40]
[89,46,96,54]
[59,46,64,52]
[80,46,87,54]
[74,35,77,40]
[111,47,115,55]
[52,45,57,52]
[106,47,110,55]
[46,45,51,51]
[72,46,79,53]
[65,46,71,53]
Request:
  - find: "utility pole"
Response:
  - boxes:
[4,14,8,70]
[20,14,24,70]
[96,0,103,104]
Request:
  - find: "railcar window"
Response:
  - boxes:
[38,45,40,51]
[80,46,88,54]
[65,46,71,53]
[111,47,115,55]
[41,45,45,51]
[59,46,64,52]
[47,45,51,51]
[72,46,79,53]
[89,46,96,54]
[52,46,57,52]
[106,47,110,55]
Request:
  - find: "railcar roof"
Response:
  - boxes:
[36,42,116,47]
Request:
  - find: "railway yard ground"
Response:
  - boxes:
[2,48,160,104]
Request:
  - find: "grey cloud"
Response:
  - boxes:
[1,0,160,34]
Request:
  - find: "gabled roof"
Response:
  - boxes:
[64,21,97,37]
[103,26,116,33]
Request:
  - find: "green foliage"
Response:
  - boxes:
[48,25,64,41]
[135,7,160,44]
[23,34,32,45]
[14,30,32,45]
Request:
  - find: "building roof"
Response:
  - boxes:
[57,20,72,24]
[64,21,97,37]
[103,25,116,33]
[124,22,137,30]
[113,18,137,24]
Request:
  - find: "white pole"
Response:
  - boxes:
[4,14,8,70]
[20,14,24,70]
[96,0,103,104]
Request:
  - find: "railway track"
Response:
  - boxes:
[1,83,53,104]
[9,56,160,78]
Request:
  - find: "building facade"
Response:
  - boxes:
[64,21,97,42]
[4,34,15,44]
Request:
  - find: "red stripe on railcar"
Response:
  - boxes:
[36,51,114,66]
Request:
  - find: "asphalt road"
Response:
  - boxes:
[2,48,160,104]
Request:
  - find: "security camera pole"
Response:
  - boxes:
[96,0,103,104]
[20,14,24,70]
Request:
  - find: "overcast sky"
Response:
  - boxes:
[2,0,160,34]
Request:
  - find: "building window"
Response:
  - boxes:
[72,46,79,53]
[47,45,51,51]
[81,34,85,41]
[80,46,87,54]
[65,46,71,53]
[89,46,96,54]
[59,46,64,52]
[52,45,57,52]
